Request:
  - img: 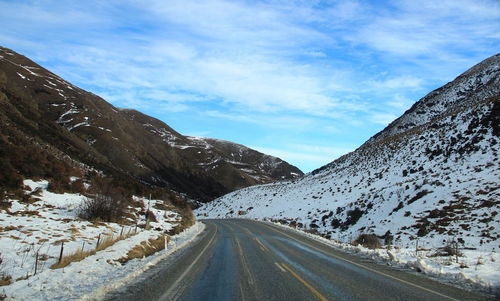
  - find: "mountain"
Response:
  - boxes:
[0,46,302,202]
[196,54,500,251]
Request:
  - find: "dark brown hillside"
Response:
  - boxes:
[0,46,303,202]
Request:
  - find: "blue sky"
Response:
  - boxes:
[1,0,499,172]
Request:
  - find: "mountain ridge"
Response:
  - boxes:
[366,53,500,146]
[0,46,303,202]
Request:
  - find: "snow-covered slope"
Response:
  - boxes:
[187,136,302,182]
[196,54,500,252]
[367,53,500,144]
[1,180,204,300]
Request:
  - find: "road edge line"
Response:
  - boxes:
[159,223,218,301]
[262,221,459,301]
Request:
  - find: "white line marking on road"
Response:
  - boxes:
[159,224,218,301]
[263,223,459,301]
[275,262,286,272]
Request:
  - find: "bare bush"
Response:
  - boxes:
[79,176,128,223]
[352,233,382,249]
[80,194,126,223]
[432,240,463,258]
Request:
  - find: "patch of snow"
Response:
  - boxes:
[98,127,112,132]
[1,180,204,300]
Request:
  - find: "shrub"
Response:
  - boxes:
[343,207,364,230]
[179,205,195,229]
[79,176,128,223]
[382,230,394,246]
[80,193,126,223]
[352,234,381,249]
[70,179,86,194]
[47,173,72,193]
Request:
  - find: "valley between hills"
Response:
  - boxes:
[0,46,498,299]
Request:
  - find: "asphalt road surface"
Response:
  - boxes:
[104,219,495,301]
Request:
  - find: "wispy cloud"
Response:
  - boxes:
[251,144,355,173]
[1,0,499,171]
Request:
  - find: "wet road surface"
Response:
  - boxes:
[104,219,495,301]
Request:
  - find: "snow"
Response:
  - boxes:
[1,180,204,300]
[57,106,79,124]
[367,53,500,144]
[15,72,25,80]
[97,127,112,132]
[68,117,90,131]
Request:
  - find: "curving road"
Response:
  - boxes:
[104,219,494,301]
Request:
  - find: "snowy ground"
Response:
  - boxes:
[0,180,204,300]
[265,219,500,296]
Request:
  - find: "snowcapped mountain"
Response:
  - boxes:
[0,46,302,201]
[196,53,500,252]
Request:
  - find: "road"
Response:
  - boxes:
[104,219,495,301]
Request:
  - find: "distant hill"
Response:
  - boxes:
[197,53,500,251]
[0,46,302,202]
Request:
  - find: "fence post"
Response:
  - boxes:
[96,233,102,249]
[120,226,124,238]
[34,252,39,275]
[58,242,64,264]
[82,241,85,252]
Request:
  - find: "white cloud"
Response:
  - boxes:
[386,94,416,110]
[365,76,423,91]
[1,0,499,171]
[352,0,500,59]
[251,144,355,173]
[369,113,398,126]
[203,110,315,131]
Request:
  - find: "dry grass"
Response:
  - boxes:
[0,274,12,287]
[50,248,94,269]
[12,210,41,217]
[50,231,134,269]
[0,225,19,232]
[117,235,169,264]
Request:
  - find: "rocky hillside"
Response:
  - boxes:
[196,53,500,252]
[0,46,302,202]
